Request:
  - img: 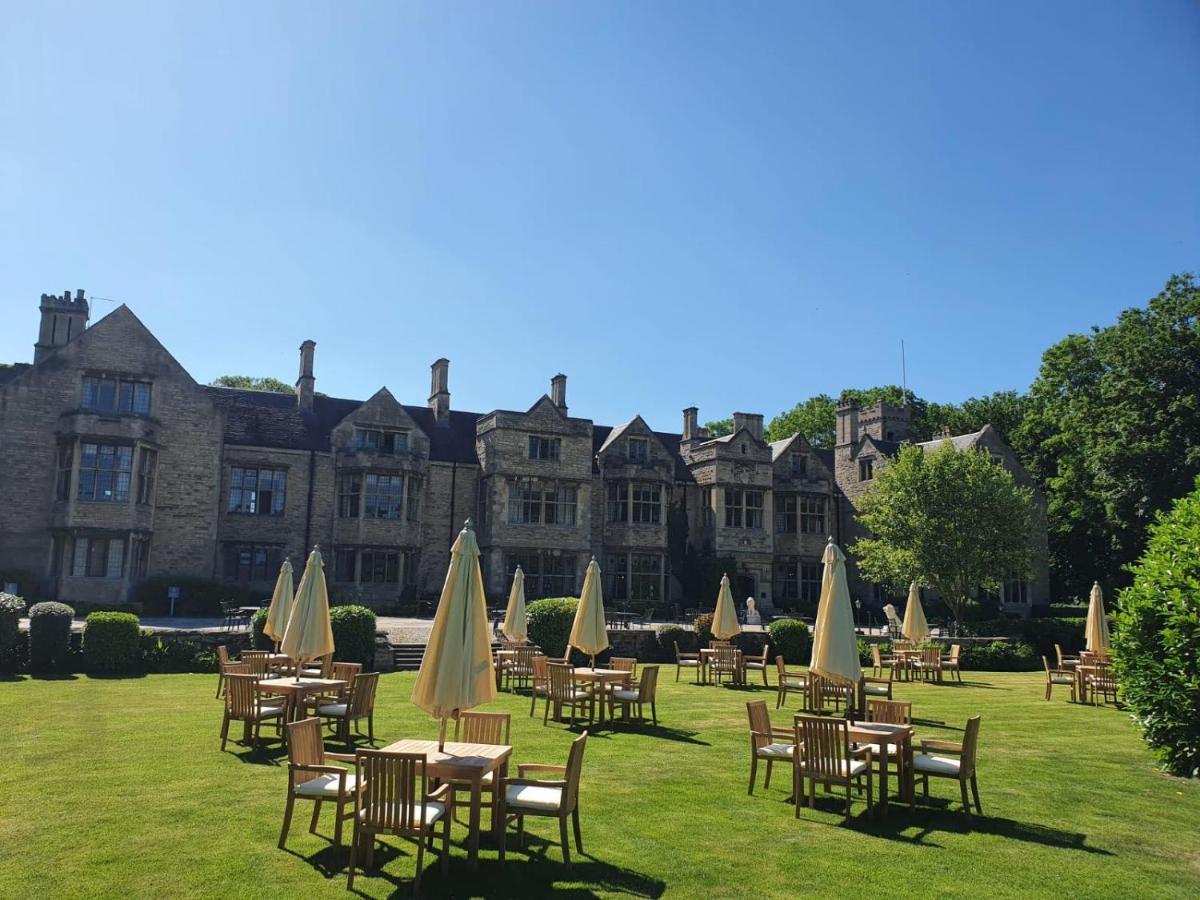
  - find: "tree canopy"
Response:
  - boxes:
[852,442,1037,624]
[211,375,293,394]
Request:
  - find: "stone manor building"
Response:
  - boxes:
[0,292,1050,615]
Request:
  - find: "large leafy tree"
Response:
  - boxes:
[852,442,1037,624]
[1015,274,1200,599]
[703,417,733,437]
[211,374,293,393]
[765,394,838,446]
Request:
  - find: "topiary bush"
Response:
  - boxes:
[28,601,74,674]
[768,617,812,666]
[693,613,715,646]
[526,597,578,658]
[251,608,272,649]
[0,592,24,673]
[1113,481,1200,777]
[331,604,377,668]
[82,612,142,675]
[959,640,1038,671]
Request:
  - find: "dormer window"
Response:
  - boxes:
[859,458,874,481]
[82,376,151,416]
[627,437,649,464]
[355,428,408,454]
[528,435,561,461]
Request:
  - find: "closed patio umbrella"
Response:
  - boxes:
[280,548,335,681]
[569,557,609,667]
[1085,581,1111,653]
[411,520,496,749]
[902,581,931,643]
[262,557,294,648]
[502,565,528,643]
[809,539,862,685]
[712,573,741,641]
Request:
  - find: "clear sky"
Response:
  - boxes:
[2,1,1197,432]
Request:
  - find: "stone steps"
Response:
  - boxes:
[391,643,426,671]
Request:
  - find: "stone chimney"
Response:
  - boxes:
[550,373,567,412]
[34,289,90,364]
[296,340,316,411]
[682,406,698,442]
[429,358,450,423]
[732,412,764,441]
[836,398,860,447]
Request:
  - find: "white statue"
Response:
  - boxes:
[745,595,761,625]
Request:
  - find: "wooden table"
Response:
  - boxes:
[698,648,743,685]
[381,738,512,871]
[255,676,348,726]
[573,668,631,723]
[845,720,914,815]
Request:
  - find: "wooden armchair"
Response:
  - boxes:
[1085,661,1118,706]
[501,732,588,867]
[545,663,595,727]
[609,656,638,687]
[528,654,551,718]
[942,644,963,683]
[508,645,539,693]
[215,645,233,699]
[774,656,807,709]
[793,715,873,819]
[219,672,283,751]
[870,643,894,677]
[741,643,771,686]
[674,641,701,683]
[317,671,379,748]
[913,715,982,817]
[307,661,363,712]
[709,645,742,686]
[1042,655,1076,701]
[862,666,895,701]
[448,711,512,825]
[913,646,943,683]
[279,717,359,848]
[301,653,334,679]
[347,749,451,893]
[746,700,794,793]
[863,699,913,782]
[240,650,271,677]
[1055,643,1079,670]
[609,665,660,725]
[798,673,845,715]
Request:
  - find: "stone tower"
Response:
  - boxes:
[34,290,90,363]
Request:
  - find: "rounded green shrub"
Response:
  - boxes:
[693,612,715,646]
[1113,481,1200,777]
[0,593,24,673]
[82,612,142,675]
[526,597,578,658]
[331,604,377,668]
[768,617,812,666]
[959,640,1038,671]
[28,601,74,674]
[251,608,272,649]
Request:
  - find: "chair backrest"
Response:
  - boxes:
[867,699,912,725]
[355,750,429,833]
[1079,651,1097,666]
[1042,655,1053,676]
[223,662,250,677]
[286,717,326,768]
[562,732,589,811]
[753,643,770,663]
[894,640,913,653]
[610,657,637,677]
[515,645,539,673]
[548,663,578,701]
[531,654,550,683]
[871,644,883,666]
[795,715,851,777]
[217,645,230,666]
[948,644,961,662]
[1055,644,1068,667]
[746,700,771,750]
[636,665,660,702]
[225,673,260,719]
[455,710,512,745]
[241,650,270,677]
[1091,660,1117,688]
[710,640,731,649]
[922,646,941,668]
[331,661,363,687]
[348,671,380,718]
[960,715,982,776]
[775,655,788,677]
[716,645,739,670]
[312,653,334,679]
[674,641,692,663]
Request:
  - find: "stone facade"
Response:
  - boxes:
[0,292,1051,615]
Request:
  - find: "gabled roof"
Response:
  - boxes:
[859,434,903,458]
[597,417,638,454]
[915,429,985,452]
[591,424,693,482]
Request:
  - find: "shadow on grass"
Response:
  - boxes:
[293,832,667,898]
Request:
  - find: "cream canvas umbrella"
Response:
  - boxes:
[262,557,294,649]
[502,565,528,643]
[712,573,741,641]
[809,539,862,685]
[569,557,609,667]
[902,581,931,643]
[280,548,335,681]
[1085,581,1111,653]
[411,520,496,749]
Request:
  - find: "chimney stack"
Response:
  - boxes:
[732,412,764,441]
[682,406,698,442]
[429,358,450,423]
[34,289,90,364]
[296,340,316,411]
[836,398,860,447]
[550,373,567,412]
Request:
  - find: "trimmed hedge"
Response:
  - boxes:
[82,612,142,675]
[0,593,24,673]
[964,617,1086,660]
[768,618,813,666]
[959,640,1038,671]
[251,608,272,649]
[526,597,578,659]
[1113,480,1200,777]
[331,604,377,668]
[28,601,74,674]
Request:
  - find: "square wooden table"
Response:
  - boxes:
[255,676,348,725]
[573,668,631,723]
[380,738,512,871]
[845,720,914,815]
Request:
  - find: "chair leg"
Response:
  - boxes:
[960,779,972,817]
[559,815,572,868]
[765,759,773,790]
[279,792,295,848]
[971,775,982,815]
[368,715,375,745]
[220,713,230,751]
[414,828,426,896]
[346,822,360,890]
[333,798,345,846]
[572,806,583,852]
[651,699,657,726]
[441,810,451,873]
[749,755,758,794]
[1045,681,1051,701]
[310,799,323,834]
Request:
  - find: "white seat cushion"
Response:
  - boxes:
[801,757,869,778]
[295,772,358,798]
[863,684,890,696]
[317,703,348,717]
[864,742,902,757]
[782,679,806,688]
[745,662,766,669]
[256,705,284,719]
[612,688,639,702]
[757,742,794,759]
[913,754,961,777]
[505,783,563,812]
[358,801,446,826]
[679,659,699,666]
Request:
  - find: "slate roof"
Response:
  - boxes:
[915,430,984,452]
[591,424,693,482]
[0,363,31,387]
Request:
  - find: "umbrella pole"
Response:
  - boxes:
[438,716,447,752]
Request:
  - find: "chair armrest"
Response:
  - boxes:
[325,752,357,763]
[518,763,568,776]
[862,676,889,685]
[506,777,568,789]
[849,745,872,762]
[920,739,963,754]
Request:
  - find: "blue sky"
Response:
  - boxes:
[2,1,1197,432]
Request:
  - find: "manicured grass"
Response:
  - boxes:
[1,669,1198,898]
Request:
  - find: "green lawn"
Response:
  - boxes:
[1,669,1198,899]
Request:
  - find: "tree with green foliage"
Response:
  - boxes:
[1015,274,1200,600]
[852,442,1037,625]
[926,391,1027,445]
[765,394,838,446]
[703,417,733,438]
[1113,477,1200,777]
[211,374,293,393]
